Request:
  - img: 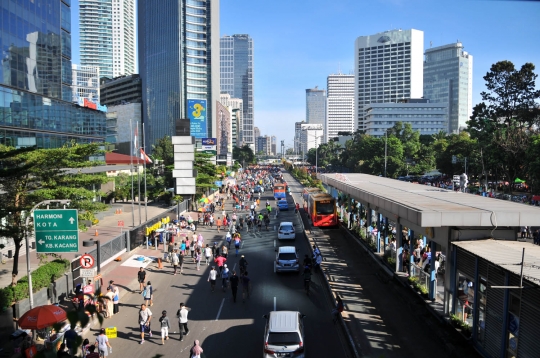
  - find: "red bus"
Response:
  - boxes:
[305,192,338,227]
[302,187,323,210]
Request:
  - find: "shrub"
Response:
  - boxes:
[387,257,396,266]
[0,259,70,309]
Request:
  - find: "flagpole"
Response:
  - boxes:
[143,123,148,222]
[130,119,135,227]
[137,121,142,225]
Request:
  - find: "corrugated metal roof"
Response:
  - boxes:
[453,240,540,286]
[320,173,540,227]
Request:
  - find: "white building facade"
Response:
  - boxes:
[220,93,244,146]
[424,42,473,134]
[354,29,424,131]
[72,64,100,104]
[364,100,447,137]
[300,123,323,159]
[79,0,136,79]
[326,73,355,142]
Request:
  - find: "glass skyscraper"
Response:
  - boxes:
[0,0,106,148]
[220,34,254,148]
[424,42,473,133]
[79,0,136,79]
[139,0,220,152]
[306,87,326,142]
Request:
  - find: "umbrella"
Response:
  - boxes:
[514,178,525,184]
[18,305,67,330]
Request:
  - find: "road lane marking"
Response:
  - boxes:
[215,298,225,321]
[233,263,237,271]
[274,297,276,311]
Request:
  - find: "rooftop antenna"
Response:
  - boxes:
[430,41,432,48]
[338,62,341,75]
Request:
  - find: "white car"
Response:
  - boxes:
[263,311,306,357]
[275,246,300,273]
[278,222,295,240]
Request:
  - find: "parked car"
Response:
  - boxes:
[275,246,299,273]
[263,311,306,357]
[277,222,295,240]
[277,199,289,211]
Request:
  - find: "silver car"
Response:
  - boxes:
[275,246,299,273]
[263,311,306,358]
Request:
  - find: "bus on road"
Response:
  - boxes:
[305,192,337,227]
[273,183,287,199]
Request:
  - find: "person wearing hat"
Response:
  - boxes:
[159,310,170,345]
[208,266,218,292]
[221,264,230,291]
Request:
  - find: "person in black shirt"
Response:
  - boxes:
[138,267,146,293]
[229,271,239,303]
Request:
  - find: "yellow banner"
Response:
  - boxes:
[145,217,171,236]
[105,327,117,339]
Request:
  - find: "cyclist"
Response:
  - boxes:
[302,254,312,271]
[303,266,312,295]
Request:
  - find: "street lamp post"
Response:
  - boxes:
[26,199,71,309]
[384,130,388,178]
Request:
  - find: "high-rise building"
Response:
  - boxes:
[424,42,473,133]
[365,99,447,137]
[256,136,270,155]
[254,127,261,140]
[220,35,254,148]
[294,121,305,156]
[216,101,232,156]
[354,29,424,131]
[79,0,136,79]
[0,0,106,148]
[72,65,100,104]
[100,74,142,106]
[270,136,277,156]
[326,73,355,142]
[306,87,326,141]
[220,93,243,146]
[139,0,220,152]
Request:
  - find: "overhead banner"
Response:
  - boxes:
[188,99,207,138]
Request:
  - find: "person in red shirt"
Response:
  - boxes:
[216,217,223,233]
[214,255,227,277]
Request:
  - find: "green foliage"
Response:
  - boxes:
[151,136,174,166]
[386,257,396,266]
[0,259,69,309]
[233,145,255,165]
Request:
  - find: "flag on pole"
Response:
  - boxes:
[133,123,139,154]
[140,148,153,163]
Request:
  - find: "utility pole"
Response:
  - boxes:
[384,130,388,177]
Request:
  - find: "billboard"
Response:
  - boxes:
[201,137,217,156]
[187,99,207,138]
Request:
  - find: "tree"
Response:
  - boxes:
[0,142,106,285]
[194,152,218,197]
[233,145,255,166]
[468,61,540,186]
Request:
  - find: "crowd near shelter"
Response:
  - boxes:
[319,173,540,358]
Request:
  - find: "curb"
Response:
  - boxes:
[296,211,361,358]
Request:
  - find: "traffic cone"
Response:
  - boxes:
[95,229,99,236]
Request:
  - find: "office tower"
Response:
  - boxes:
[216,101,232,156]
[256,136,270,155]
[220,34,254,148]
[80,0,136,79]
[254,127,261,140]
[301,124,323,152]
[72,65,100,104]
[326,73,355,142]
[365,99,447,137]
[271,136,277,156]
[306,87,326,142]
[424,42,473,133]
[354,29,424,131]
[100,74,142,106]
[0,1,106,148]
[294,121,305,156]
[139,0,220,152]
[220,93,243,146]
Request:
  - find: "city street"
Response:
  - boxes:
[86,188,349,357]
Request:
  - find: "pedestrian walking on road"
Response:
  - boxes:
[212,242,219,258]
[171,250,180,275]
[108,280,120,314]
[189,340,203,358]
[229,271,240,302]
[208,266,218,292]
[221,264,230,291]
[204,244,212,265]
[176,303,190,341]
[190,239,196,260]
[195,249,202,271]
[234,235,241,256]
[214,254,227,276]
[159,310,170,345]
[216,217,222,232]
[95,328,112,358]
[241,271,251,303]
[143,281,153,306]
[226,231,232,249]
[221,245,228,258]
[137,267,146,293]
[138,304,152,344]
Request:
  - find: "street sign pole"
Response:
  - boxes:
[26,200,71,309]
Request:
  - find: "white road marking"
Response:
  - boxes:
[215,298,225,321]
[274,297,276,311]
[233,263,237,271]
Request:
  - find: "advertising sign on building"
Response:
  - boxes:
[188,99,207,138]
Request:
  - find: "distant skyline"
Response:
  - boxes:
[71,0,540,148]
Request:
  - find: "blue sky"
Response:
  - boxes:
[72,0,540,147]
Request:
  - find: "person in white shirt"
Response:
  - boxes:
[208,266,218,292]
[139,304,152,344]
[176,303,190,341]
[204,245,212,265]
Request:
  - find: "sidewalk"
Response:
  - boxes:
[0,203,172,289]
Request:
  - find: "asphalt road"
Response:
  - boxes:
[88,185,349,358]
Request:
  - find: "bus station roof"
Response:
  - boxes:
[319,173,540,228]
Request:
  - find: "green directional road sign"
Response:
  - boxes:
[34,209,79,253]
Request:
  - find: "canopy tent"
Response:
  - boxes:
[18,305,67,330]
